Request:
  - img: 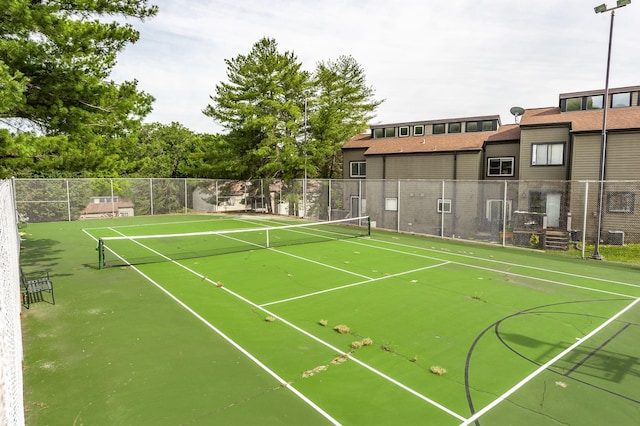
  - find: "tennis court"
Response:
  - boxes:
[21,214,640,425]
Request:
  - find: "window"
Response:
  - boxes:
[350,161,366,177]
[607,192,634,213]
[373,128,384,138]
[437,199,452,213]
[414,125,424,136]
[433,123,445,134]
[486,200,512,220]
[399,126,409,137]
[448,122,461,133]
[384,127,395,137]
[565,97,582,111]
[487,157,515,177]
[529,192,546,213]
[586,95,603,110]
[482,120,496,131]
[385,198,398,211]
[612,92,631,108]
[466,121,479,132]
[531,143,564,166]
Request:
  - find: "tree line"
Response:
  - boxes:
[1,1,382,180]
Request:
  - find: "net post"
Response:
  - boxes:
[97,239,104,269]
[266,228,270,248]
[367,216,371,236]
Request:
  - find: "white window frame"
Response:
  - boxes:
[486,199,512,221]
[385,197,398,211]
[350,161,366,178]
[399,126,409,137]
[487,157,515,177]
[437,199,452,213]
[531,143,564,166]
[414,125,424,136]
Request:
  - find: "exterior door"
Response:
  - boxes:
[546,193,561,228]
[350,196,360,218]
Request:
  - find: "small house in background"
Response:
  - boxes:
[80,196,134,219]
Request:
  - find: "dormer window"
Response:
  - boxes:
[612,92,631,108]
[585,95,603,110]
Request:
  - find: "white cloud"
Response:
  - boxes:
[111,0,640,132]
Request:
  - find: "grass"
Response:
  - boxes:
[563,242,640,265]
[18,215,640,425]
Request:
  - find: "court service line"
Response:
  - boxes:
[342,239,638,300]
[91,228,468,422]
[260,261,451,307]
[84,228,343,425]
[235,215,640,292]
[366,237,640,290]
[458,297,640,426]
[217,231,373,280]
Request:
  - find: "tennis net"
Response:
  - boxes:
[97,216,370,269]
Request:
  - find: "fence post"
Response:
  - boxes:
[66,179,71,221]
[215,180,219,212]
[501,180,508,246]
[328,179,332,221]
[440,180,445,237]
[581,181,590,258]
[150,178,154,216]
[110,178,115,217]
[397,180,401,232]
[184,179,188,214]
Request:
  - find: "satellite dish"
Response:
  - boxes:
[510,106,525,123]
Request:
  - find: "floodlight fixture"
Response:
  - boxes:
[617,0,631,7]
[594,3,608,12]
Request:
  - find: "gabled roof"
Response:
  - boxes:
[343,124,520,156]
[520,106,640,132]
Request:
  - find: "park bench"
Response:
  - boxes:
[21,269,55,309]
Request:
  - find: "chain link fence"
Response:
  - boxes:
[0,180,25,426]
[12,178,640,251]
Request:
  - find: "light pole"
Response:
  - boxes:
[590,0,631,260]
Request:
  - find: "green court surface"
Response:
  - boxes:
[20,214,640,425]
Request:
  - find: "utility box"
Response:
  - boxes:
[608,230,624,245]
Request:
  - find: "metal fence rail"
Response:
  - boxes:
[12,178,640,253]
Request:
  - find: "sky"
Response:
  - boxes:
[111,0,640,134]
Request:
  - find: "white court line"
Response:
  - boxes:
[459,297,640,426]
[82,216,233,231]
[239,215,640,293]
[83,228,343,425]
[365,237,640,290]
[341,239,638,299]
[85,227,469,423]
[260,262,451,307]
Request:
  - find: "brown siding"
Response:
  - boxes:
[384,154,455,179]
[606,133,640,180]
[455,152,483,180]
[570,134,600,180]
[519,126,570,180]
[366,156,384,179]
